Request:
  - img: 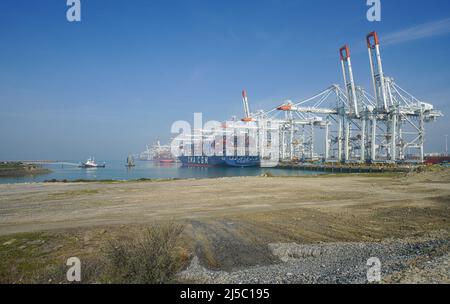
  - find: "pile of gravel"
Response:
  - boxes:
[178,235,449,284]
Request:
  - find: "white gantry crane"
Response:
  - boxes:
[364,31,442,163]
[241,31,442,164]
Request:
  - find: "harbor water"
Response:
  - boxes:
[0,160,325,184]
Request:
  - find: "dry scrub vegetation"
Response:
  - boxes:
[0,222,189,284]
[103,223,186,284]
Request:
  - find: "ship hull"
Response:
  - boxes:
[224,156,260,167]
[260,159,279,168]
[159,159,175,164]
[179,156,226,167]
[79,164,106,168]
[425,155,450,165]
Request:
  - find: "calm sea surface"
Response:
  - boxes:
[0,160,325,184]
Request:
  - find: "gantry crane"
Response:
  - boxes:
[248,31,442,164]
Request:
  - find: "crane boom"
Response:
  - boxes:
[340,45,359,117]
[242,90,251,119]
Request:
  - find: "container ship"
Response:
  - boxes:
[178,155,260,167]
[139,141,176,163]
[153,151,175,164]
[176,129,260,168]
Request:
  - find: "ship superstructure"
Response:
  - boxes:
[79,157,106,168]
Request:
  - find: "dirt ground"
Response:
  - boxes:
[0,169,449,283]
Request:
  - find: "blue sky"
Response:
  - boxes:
[0,0,449,160]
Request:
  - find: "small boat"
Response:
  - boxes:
[79,157,106,168]
[125,155,136,167]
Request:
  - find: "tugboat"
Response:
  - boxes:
[79,157,106,168]
[125,155,135,167]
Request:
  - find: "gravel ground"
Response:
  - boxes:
[179,231,450,284]
[1,169,448,283]
[1,171,449,236]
